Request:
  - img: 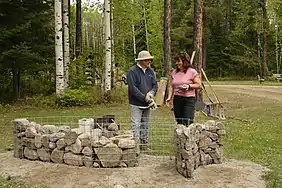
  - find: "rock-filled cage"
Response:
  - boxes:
[12,116,225,178]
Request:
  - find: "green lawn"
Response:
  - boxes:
[1,87,282,187]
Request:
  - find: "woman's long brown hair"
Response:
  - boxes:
[174,52,194,73]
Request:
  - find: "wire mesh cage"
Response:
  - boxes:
[12,115,177,168]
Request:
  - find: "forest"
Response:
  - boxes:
[0,0,281,103]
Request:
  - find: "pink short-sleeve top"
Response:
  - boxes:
[171,68,198,97]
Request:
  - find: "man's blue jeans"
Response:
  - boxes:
[130,105,150,144]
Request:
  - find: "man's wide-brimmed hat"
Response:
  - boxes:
[135,50,154,61]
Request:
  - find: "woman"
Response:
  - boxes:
[166,52,202,126]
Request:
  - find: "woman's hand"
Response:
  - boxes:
[166,97,172,107]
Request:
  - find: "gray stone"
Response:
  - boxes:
[13,137,24,158]
[25,126,37,138]
[22,137,37,150]
[71,138,82,154]
[41,125,58,134]
[118,139,136,149]
[57,125,71,133]
[181,149,193,160]
[49,142,56,149]
[90,129,102,141]
[13,118,29,132]
[82,146,93,156]
[17,132,26,138]
[56,138,66,150]
[82,156,93,167]
[78,133,91,147]
[102,130,115,138]
[35,134,42,148]
[95,146,122,167]
[120,162,127,168]
[65,145,71,152]
[64,131,78,145]
[51,148,64,163]
[91,136,110,148]
[71,128,83,135]
[198,137,212,149]
[216,121,225,130]
[50,132,65,142]
[206,131,219,141]
[37,148,51,162]
[108,123,119,131]
[63,152,83,166]
[93,162,100,168]
[217,130,226,136]
[24,147,38,160]
[42,134,50,148]
[122,149,137,167]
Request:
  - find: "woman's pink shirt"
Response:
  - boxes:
[171,68,198,97]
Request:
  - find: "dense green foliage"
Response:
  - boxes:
[0,0,282,103]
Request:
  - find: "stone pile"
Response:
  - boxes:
[174,120,225,178]
[12,118,138,168]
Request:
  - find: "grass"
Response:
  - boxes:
[1,85,282,187]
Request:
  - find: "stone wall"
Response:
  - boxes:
[12,118,138,168]
[174,120,225,178]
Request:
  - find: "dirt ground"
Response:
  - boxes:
[0,152,269,188]
[212,85,282,102]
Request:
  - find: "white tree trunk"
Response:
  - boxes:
[55,0,64,97]
[111,7,116,87]
[143,6,149,51]
[63,0,70,88]
[104,0,112,92]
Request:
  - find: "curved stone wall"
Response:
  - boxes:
[12,118,138,168]
[174,120,225,178]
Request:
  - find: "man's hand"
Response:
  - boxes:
[145,91,154,103]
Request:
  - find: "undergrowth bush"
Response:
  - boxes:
[58,89,90,107]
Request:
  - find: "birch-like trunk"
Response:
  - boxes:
[55,0,64,97]
[164,0,171,78]
[131,0,137,59]
[104,0,112,92]
[193,0,203,101]
[111,6,116,88]
[63,0,70,88]
[143,6,149,51]
[275,25,279,74]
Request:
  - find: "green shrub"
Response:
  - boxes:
[58,89,90,107]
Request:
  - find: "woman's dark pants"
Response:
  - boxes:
[173,95,195,126]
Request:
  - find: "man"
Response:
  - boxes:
[127,50,158,151]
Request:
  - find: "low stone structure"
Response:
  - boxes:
[174,120,225,178]
[12,117,138,168]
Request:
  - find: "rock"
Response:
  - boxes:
[24,147,38,160]
[65,145,71,152]
[30,122,42,133]
[42,134,50,148]
[50,132,65,142]
[25,126,37,138]
[217,130,226,136]
[205,131,219,141]
[13,137,24,158]
[114,185,125,188]
[90,129,102,141]
[49,142,56,149]
[35,134,42,148]
[216,121,225,130]
[95,147,122,167]
[63,152,83,166]
[93,162,100,168]
[82,156,93,167]
[91,136,110,148]
[78,133,91,147]
[204,120,216,126]
[17,132,26,137]
[120,162,127,168]
[108,123,119,131]
[37,148,51,162]
[57,125,71,133]
[71,128,84,135]
[71,138,82,154]
[56,139,66,150]
[82,146,93,156]
[122,149,137,167]
[41,125,58,134]
[118,139,136,149]
[22,137,36,149]
[181,149,193,160]
[104,143,118,148]
[64,131,78,145]
[13,118,29,132]
[102,130,116,138]
[198,137,212,149]
[51,148,64,163]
